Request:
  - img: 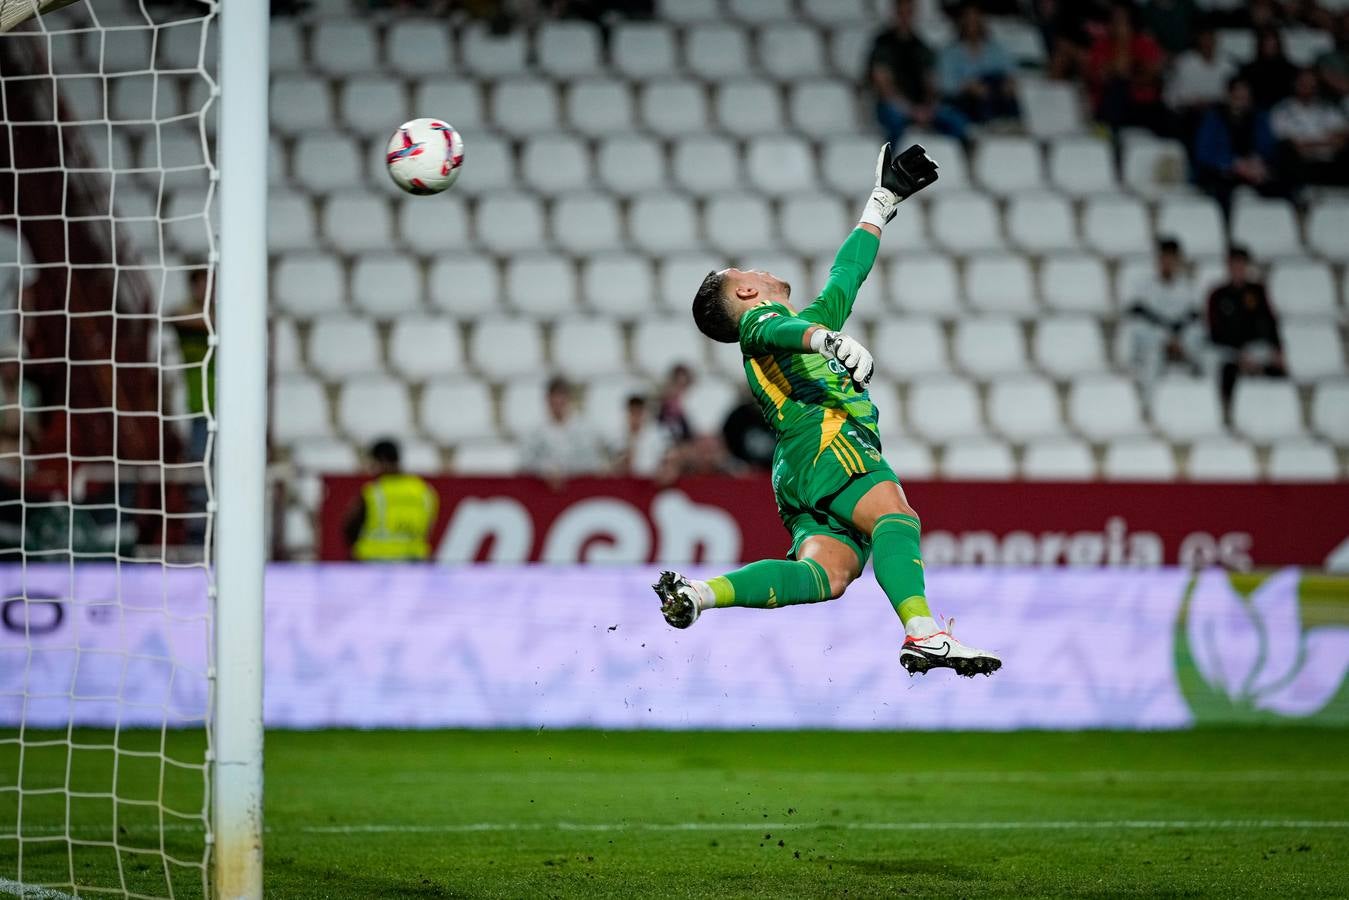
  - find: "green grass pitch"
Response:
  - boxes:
[4,727,1349,898]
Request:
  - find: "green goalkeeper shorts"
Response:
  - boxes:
[771,416,899,569]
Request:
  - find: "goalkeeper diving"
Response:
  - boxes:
[654,144,1001,677]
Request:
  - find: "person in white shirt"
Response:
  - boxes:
[614,394,674,480]
[1123,236,1205,392]
[1165,24,1234,119]
[521,376,607,482]
[1271,68,1349,185]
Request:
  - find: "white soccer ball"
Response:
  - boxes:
[384,118,465,195]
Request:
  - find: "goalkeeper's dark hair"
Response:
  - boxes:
[691,271,739,344]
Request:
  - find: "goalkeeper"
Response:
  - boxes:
[654,145,1000,677]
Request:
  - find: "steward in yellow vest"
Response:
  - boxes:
[344,439,439,561]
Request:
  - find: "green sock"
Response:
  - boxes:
[704,559,831,609]
[871,513,934,627]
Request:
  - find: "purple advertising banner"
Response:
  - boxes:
[3,565,1347,730]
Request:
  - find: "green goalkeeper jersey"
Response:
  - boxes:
[738,228,881,451]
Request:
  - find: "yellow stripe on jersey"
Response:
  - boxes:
[816,407,847,463]
[836,432,867,472]
[748,357,790,419]
[830,444,857,475]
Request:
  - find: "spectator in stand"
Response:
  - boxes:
[937,3,1021,126]
[171,268,214,464]
[613,394,674,481]
[0,342,38,463]
[721,391,776,472]
[1207,246,1286,421]
[343,438,440,562]
[1086,2,1170,135]
[1139,0,1200,56]
[1193,77,1284,212]
[656,363,694,446]
[1271,67,1349,184]
[1033,0,1111,82]
[1239,27,1298,110]
[1164,21,1235,132]
[1123,236,1205,393]
[867,0,969,146]
[1317,12,1349,102]
[522,376,607,481]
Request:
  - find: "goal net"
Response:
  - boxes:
[0,1,222,896]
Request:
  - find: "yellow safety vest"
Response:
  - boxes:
[353,474,439,561]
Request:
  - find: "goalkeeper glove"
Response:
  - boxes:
[859,142,940,230]
[810,329,874,391]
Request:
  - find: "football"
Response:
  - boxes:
[384,118,465,195]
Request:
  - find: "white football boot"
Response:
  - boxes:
[652,571,701,629]
[899,617,1001,677]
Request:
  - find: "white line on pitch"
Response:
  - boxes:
[452,769,1349,785]
[298,819,1349,834]
[0,877,81,900]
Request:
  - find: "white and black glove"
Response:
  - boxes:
[859,142,940,230]
[811,329,874,391]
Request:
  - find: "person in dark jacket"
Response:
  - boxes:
[1206,246,1287,420]
[1238,27,1298,110]
[1193,77,1285,212]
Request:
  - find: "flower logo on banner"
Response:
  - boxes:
[1176,568,1349,724]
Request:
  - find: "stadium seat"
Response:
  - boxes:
[397,439,443,474]
[684,24,752,79]
[162,188,213,255]
[447,133,513,197]
[705,194,774,254]
[873,318,949,377]
[931,193,1003,253]
[454,440,524,475]
[1267,439,1340,481]
[786,79,858,134]
[909,133,968,192]
[1231,378,1303,443]
[337,376,413,443]
[350,254,422,317]
[99,27,151,73]
[708,338,749,379]
[1103,438,1178,480]
[1068,376,1145,441]
[1149,376,1226,442]
[339,77,409,137]
[1267,259,1337,318]
[800,0,869,24]
[1187,438,1259,481]
[828,25,871,76]
[1005,193,1078,253]
[475,193,546,254]
[581,374,657,443]
[537,21,602,77]
[1231,197,1301,258]
[565,79,634,136]
[1082,195,1151,258]
[973,137,1045,196]
[1022,439,1096,480]
[1156,196,1226,259]
[888,256,961,316]
[272,376,333,444]
[551,193,625,255]
[322,193,392,254]
[384,20,454,75]
[965,254,1037,316]
[820,135,877,196]
[461,22,527,76]
[311,20,378,74]
[1019,79,1083,138]
[308,317,383,379]
[289,438,360,474]
[1121,134,1189,198]
[269,21,303,71]
[581,255,654,319]
[682,377,740,435]
[1306,200,1349,262]
[291,135,361,195]
[272,317,304,376]
[746,136,816,196]
[553,318,627,378]
[596,135,666,196]
[412,80,486,132]
[266,193,318,253]
[470,319,545,383]
[714,80,784,133]
[631,194,701,254]
[742,253,807,297]
[273,253,345,316]
[638,81,709,137]
[388,317,464,381]
[656,0,721,23]
[520,134,591,195]
[632,318,701,379]
[1033,316,1108,378]
[942,439,1016,479]
[269,76,331,134]
[725,0,793,21]
[109,74,180,122]
[499,379,550,438]
[505,254,578,318]
[953,317,1027,377]
[1039,254,1112,315]
[1216,29,1255,64]
[885,441,937,479]
[781,194,850,255]
[672,135,741,196]
[1047,137,1116,198]
[144,129,210,190]
[761,25,828,80]
[1284,27,1335,66]
[907,378,984,442]
[657,252,722,311]
[1282,321,1346,382]
[491,80,559,136]
[396,194,471,257]
[987,375,1064,442]
[878,198,931,253]
[612,23,679,79]
[1311,380,1349,442]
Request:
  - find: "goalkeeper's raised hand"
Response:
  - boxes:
[858,142,940,231]
[810,329,874,391]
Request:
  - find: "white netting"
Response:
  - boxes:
[0,1,218,897]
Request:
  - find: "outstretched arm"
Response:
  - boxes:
[739,306,875,390]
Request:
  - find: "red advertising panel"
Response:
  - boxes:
[319,476,1349,569]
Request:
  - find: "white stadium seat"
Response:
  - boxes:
[746,136,816,196]
[1033,316,1108,378]
[340,77,409,138]
[475,193,546,254]
[631,194,701,254]
[1156,196,1226,258]
[873,318,949,377]
[633,318,701,379]
[726,0,793,21]
[412,80,486,132]
[787,79,857,134]
[269,76,331,135]
[682,377,740,435]
[461,22,527,76]
[308,316,382,379]
[290,439,360,474]
[1019,79,1083,138]
[987,375,1064,442]
[885,441,937,479]
[1048,137,1115,197]
[762,25,828,80]
[1022,439,1096,480]
[1068,376,1145,441]
[1267,440,1340,482]
[291,135,361,195]
[269,21,303,72]
[337,376,413,443]
[311,20,378,74]
[1122,135,1189,198]
[520,134,591,195]
[109,74,181,122]
[1231,197,1301,258]
[272,318,304,376]
[1039,254,1112,315]
[907,378,984,442]
[385,20,454,76]
[454,441,523,475]
[273,253,345,316]
[1267,259,1338,318]
[1284,27,1335,66]
[1307,200,1349,261]
[612,23,679,80]
[448,134,512,197]
[910,134,968,191]
[1082,195,1151,258]
[505,255,578,318]
[888,256,961,316]
[747,254,809,298]
[714,80,783,133]
[781,194,849,255]
[537,21,602,77]
[322,193,391,253]
[638,81,708,137]
[397,194,471,257]
[658,252,722,311]
[428,255,499,318]
[566,79,634,136]
[388,317,464,381]
[704,194,774,254]
[973,137,1044,196]
[953,317,1027,377]
[880,199,931,253]
[1188,438,1259,481]
[272,376,332,444]
[350,254,422,317]
[596,135,666,196]
[553,318,626,378]
[931,193,1003,253]
[1006,193,1078,253]
[1282,321,1346,382]
[582,255,654,319]
[684,25,752,79]
[499,380,550,438]
[267,192,318,253]
[491,80,559,136]
[672,135,740,196]
[1149,377,1226,442]
[1312,380,1349,442]
[657,0,721,23]
[1103,438,1178,480]
[965,254,1037,316]
[582,375,658,445]
[943,439,1016,479]
[801,0,869,24]
[1216,29,1255,64]
[820,135,879,196]
[1232,379,1303,443]
[397,439,443,474]
[552,193,624,255]
[470,318,545,382]
[828,25,870,75]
